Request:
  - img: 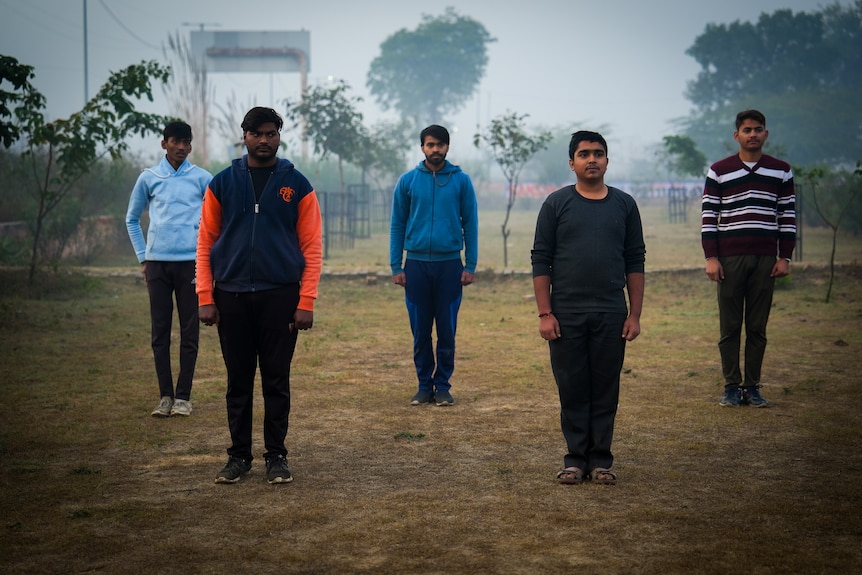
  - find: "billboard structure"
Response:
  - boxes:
[191,30,310,75]
[191,30,311,156]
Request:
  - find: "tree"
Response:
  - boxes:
[659,135,707,224]
[797,164,862,303]
[474,111,551,268]
[0,55,172,283]
[661,135,707,179]
[682,2,862,164]
[356,119,412,192]
[0,57,45,149]
[162,31,213,165]
[367,8,495,128]
[284,80,371,193]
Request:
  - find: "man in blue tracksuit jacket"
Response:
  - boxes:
[126,121,212,418]
[390,124,478,407]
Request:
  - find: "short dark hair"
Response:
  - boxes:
[420,124,450,146]
[735,109,766,129]
[568,130,608,160]
[241,107,284,133]
[163,121,192,141]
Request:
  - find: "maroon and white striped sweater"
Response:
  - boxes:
[701,153,796,260]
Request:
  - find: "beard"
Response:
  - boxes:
[247,144,277,164]
[425,153,446,168]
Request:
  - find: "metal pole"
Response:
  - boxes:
[83,0,89,103]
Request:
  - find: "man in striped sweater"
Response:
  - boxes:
[701,109,796,408]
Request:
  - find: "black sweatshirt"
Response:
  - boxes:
[531,185,646,315]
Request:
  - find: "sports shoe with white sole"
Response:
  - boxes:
[215,456,252,484]
[151,396,173,417]
[719,387,742,407]
[410,389,435,406]
[265,455,293,484]
[742,386,770,408]
[435,389,455,406]
[170,399,192,416]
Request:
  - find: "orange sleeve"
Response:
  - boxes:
[296,190,323,311]
[195,186,222,306]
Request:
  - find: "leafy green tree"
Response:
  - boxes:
[0,55,172,282]
[0,147,145,266]
[367,8,495,127]
[0,57,45,149]
[661,135,707,179]
[0,149,31,221]
[682,2,862,164]
[357,119,412,192]
[284,80,371,193]
[474,111,552,268]
[797,164,862,302]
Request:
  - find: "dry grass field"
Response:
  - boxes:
[322,201,860,274]
[1,200,861,574]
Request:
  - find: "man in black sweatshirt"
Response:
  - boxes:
[531,130,646,486]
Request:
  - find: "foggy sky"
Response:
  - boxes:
[0,0,841,166]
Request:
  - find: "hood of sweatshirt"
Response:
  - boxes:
[144,156,198,179]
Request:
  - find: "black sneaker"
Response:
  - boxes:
[215,456,251,484]
[265,455,293,484]
[410,389,435,406]
[435,388,454,406]
[742,386,770,408]
[719,387,742,407]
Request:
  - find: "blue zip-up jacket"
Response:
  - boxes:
[389,159,478,274]
[196,155,323,311]
[125,156,212,263]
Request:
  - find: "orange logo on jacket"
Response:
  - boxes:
[279,186,295,202]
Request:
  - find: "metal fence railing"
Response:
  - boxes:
[318,185,393,259]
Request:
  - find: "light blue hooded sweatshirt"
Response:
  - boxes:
[125,156,212,263]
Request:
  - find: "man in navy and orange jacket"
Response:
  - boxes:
[196,106,322,486]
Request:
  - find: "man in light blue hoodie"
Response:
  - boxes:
[390,125,478,407]
[126,121,213,417]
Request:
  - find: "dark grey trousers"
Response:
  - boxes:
[716,255,776,388]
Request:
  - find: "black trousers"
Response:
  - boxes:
[145,260,199,400]
[549,312,626,472]
[214,285,299,461]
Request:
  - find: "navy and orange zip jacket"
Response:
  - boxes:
[196,155,322,311]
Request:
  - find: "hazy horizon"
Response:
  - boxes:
[0,0,843,171]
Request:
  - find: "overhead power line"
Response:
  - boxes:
[97,0,161,51]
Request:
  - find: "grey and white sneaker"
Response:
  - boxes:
[170,399,192,416]
[151,396,173,417]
